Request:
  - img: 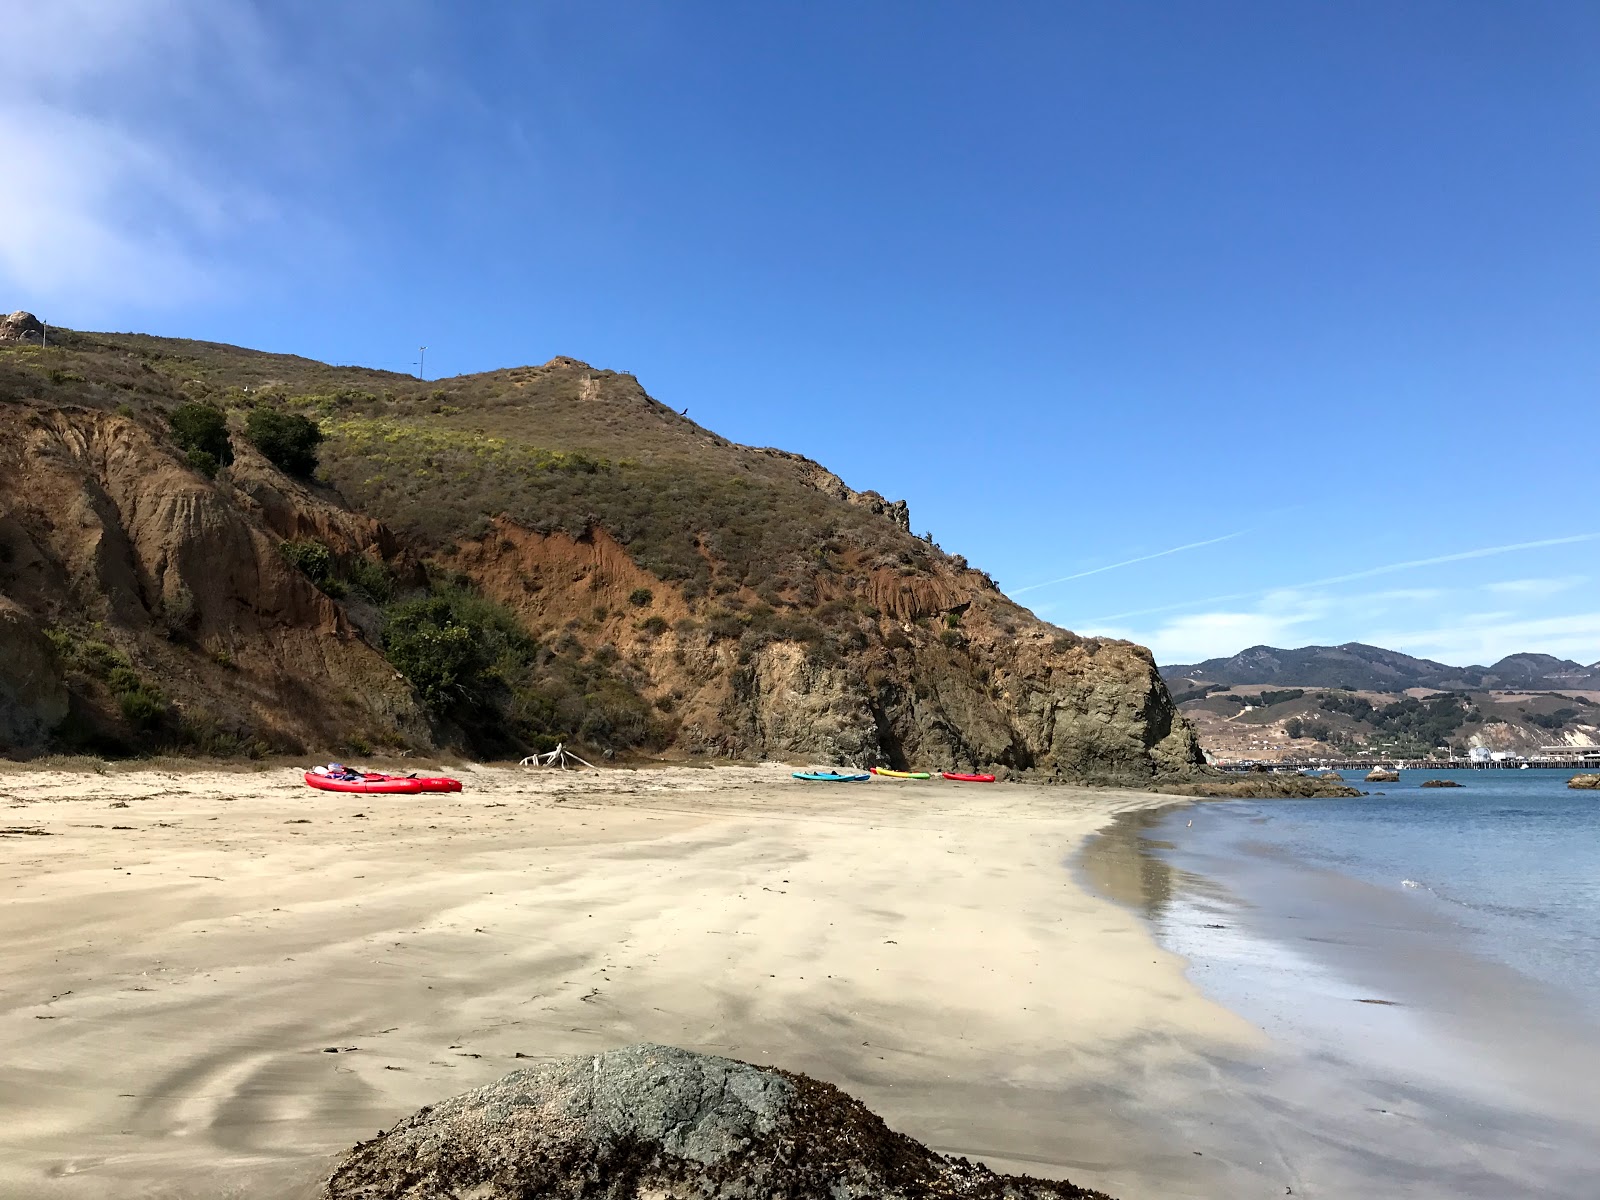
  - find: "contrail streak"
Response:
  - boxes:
[1086,532,1600,624]
[1013,531,1245,595]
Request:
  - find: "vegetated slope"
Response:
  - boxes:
[0,317,1200,780]
[1164,642,1600,693]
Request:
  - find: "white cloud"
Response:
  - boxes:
[1484,576,1586,599]
[1087,578,1600,666]
[0,107,235,307]
[1090,532,1600,625]
[1086,607,1323,663]
[0,1,351,314]
[1365,612,1600,667]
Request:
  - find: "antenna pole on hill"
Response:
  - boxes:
[417,345,427,381]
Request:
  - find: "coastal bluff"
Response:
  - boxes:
[0,321,1200,781]
[324,1043,1114,1199]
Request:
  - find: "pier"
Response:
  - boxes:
[1219,747,1600,772]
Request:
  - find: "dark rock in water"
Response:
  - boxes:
[324,1043,1113,1199]
[1153,773,1359,799]
[1419,778,1463,788]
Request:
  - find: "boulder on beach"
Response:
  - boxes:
[1365,768,1400,783]
[1419,778,1463,788]
[1569,774,1600,790]
[323,1043,1115,1200]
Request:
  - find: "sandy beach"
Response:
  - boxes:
[0,761,1286,1199]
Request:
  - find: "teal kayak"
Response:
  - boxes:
[792,771,870,783]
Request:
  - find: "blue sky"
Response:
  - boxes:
[3,1,1597,666]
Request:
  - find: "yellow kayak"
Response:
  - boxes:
[869,767,932,780]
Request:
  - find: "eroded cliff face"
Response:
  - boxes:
[447,518,1199,781]
[0,404,427,754]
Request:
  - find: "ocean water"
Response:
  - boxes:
[1174,769,1600,1014]
[1089,769,1600,1196]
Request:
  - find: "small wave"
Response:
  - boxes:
[1401,879,1422,889]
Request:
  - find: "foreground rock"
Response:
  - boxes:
[1365,768,1400,783]
[324,1043,1114,1199]
[1569,774,1600,790]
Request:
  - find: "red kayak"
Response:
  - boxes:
[365,772,462,793]
[304,771,424,795]
[942,771,997,783]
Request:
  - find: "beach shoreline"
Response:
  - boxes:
[1083,797,1600,1199]
[0,761,1277,1200]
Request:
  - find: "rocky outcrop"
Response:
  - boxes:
[324,1043,1112,1200]
[0,598,68,750]
[754,447,913,532]
[0,311,44,343]
[1366,768,1400,782]
[1420,778,1463,788]
[1569,774,1600,790]
[1154,773,1361,799]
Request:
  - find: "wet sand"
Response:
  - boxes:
[1086,805,1600,1199]
[0,762,1269,1200]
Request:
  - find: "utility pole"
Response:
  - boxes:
[417,345,427,381]
[41,320,47,349]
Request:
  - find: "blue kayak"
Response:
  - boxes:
[793,771,870,783]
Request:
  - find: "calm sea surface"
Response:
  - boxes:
[1093,769,1600,1196]
[1165,769,1600,1012]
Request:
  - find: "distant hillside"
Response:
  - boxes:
[1163,643,1600,693]
[0,314,1200,781]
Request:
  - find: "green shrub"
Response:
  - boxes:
[246,407,323,477]
[184,448,220,478]
[344,555,394,603]
[169,402,233,471]
[119,689,166,730]
[384,597,503,711]
[279,539,334,585]
[380,581,660,757]
[639,615,669,636]
[106,666,143,695]
[628,587,654,607]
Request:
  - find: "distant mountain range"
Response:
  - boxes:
[1162,643,1600,693]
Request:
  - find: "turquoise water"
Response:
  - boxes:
[1188,769,1600,1012]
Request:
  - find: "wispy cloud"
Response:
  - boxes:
[0,1,425,315]
[1088,532,1600,624]
[1484,576,1586,599]
[0,1,254,309]
[1013,531,1244,595]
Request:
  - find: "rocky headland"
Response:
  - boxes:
[0,317,1200,782]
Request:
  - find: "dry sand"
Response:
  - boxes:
[0,762,1270,1200]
